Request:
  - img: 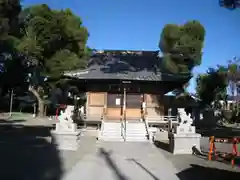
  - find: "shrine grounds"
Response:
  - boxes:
[0,115,239,180]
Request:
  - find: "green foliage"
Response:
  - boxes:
[227,59,240,121]
[227,58,240,96]
[17,4,89,78]
[0,1,90,115]
[0,2,90,97]
[195,66,228,108]
[159,20,205,74]
[0,0,21,54]
[0,0,24,95]
[195,63,240,123]
[0,0,21,38]
[45,49,86,78]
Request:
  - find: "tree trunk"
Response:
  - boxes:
[29,86,45,117]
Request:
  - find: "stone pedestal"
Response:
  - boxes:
[154,131,168,141]
[51,123,81,151]
[169,133,201,155]
[175,125,196,134]
[169,124,201,155]
[51,105,81,151]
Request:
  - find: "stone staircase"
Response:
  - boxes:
[98,121,149,142]
[98,122,123,141]
[125,122,149,141]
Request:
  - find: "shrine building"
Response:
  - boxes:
[64,50,193,141]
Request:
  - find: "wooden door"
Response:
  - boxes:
[106,93,122,120]
[126,109,141,119]
[106,108,122,120]
[125,94,141,120]
[106,93,142,120]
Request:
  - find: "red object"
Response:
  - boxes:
[55,104,66,121]
[232,138,239,155]
[214,138,240,143]
[231,138,239,168]
[208,136,217,160]
[209,136,240,166]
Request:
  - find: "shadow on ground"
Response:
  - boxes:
[98,148,162,180]
[154,139,240,166]
[97,147,240,180]
[154,140,171,152]
[198,150,240,167]
[98,148,128,180]
[177,164,240,180]
[0,120,63,180]
[127,158,160,180]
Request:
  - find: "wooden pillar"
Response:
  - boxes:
[168,108,172,130]
[123,86,127,141]
[141,94,146,121]
[123,87,127,118]
[120,92,123,120]
[86,92,89,116]
[103,92,107,120]
[84,92,89,127]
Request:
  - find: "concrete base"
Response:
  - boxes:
[169,133,201,155]
[154,131,168,141]
[51,130,81,151]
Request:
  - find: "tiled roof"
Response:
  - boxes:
[64,50,191,82]
[64,68,163,81]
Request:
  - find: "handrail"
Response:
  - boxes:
[120,116,126,141]
[146,115,178,122]
[142,111,150,140]
[98,109,105,139]
[164,116,178,121]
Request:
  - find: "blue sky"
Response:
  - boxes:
[22,0,240,93]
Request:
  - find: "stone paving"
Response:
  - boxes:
[0,116,240,180]
[62,137,240,180]
[63,140,180,180]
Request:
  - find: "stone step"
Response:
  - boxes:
[103,124,121,126]
[125,128,146,131]
[102,129,122,132]
[99,135,148,141]
[100,132,147,136]
[103,126,122,129]
[100,132,122,135]
[102,126,120,129]
[126,133,147,136]
[99,137,124,141]
[125,124,145,127]
[100,121,148,142]
[125,138,149,141]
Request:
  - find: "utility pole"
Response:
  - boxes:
[9,89,14,117]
